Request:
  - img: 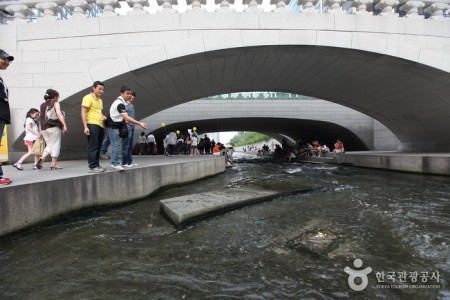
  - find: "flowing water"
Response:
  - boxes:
[0,153,449,299]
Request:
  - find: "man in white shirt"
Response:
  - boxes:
[108,86,146,170]
[147,132,156,155]
[190,133,199,156]
[167,129,177,156]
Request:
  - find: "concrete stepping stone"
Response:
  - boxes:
[160,187,311,226]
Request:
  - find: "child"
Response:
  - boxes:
[13,108,40,170]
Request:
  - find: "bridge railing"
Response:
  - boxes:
[0,0,448,24]
[205,92,315,100]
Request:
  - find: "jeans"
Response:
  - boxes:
[108,128,122,166]
[0,119,5,178]
[87,124,104,169]
[121,129,134,165]
[101,130,110,154]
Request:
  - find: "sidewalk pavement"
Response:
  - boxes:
[0,155,214,188]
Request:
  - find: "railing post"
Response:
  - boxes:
[126,0,149,14]
[399,0,425,18]
[215,0,236,12]
[375,0,400,15]
[156,0,178,13]
[352,0,374,14]
[324,0,345,13]
[5,4,34,23]
[35,2,61,22]
[186,0,207,12]
[96,0,120,16]
[65,0,92,18]
[424,2,449,19]
[243,0,263,12]
[298,0,319,13]
[270,0,292,12]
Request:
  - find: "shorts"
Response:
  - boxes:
[213,152,221,156]
[335,149,343,153]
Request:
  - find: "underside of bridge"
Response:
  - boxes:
[149,118,369,152]
[37,45,450,157]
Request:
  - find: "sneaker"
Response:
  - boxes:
[98,166,106,172]
[131,163,138,167]
[13,162,23,171]
[122,164,133,168]
[0,177,12,185]
[111,165,124,171]
[89,167,106,173]
[100,153,109,159]
[32,165,38,170]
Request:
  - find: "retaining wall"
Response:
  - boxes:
[0,157,226,237]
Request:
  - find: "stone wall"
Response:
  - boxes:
[0,157,226,237]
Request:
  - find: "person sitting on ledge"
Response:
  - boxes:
[212,142,226,156]
[333,139,345,158]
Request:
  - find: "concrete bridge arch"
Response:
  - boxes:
[148,117,371,152]
[1,13,449,156]
[139,99,402,151]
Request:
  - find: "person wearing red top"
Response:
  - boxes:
[212,143,225,156]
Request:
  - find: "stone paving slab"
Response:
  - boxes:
[160,187,311,226]
[0,155,218,188]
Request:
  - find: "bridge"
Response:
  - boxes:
[141,96,401,151]
[0,0,449,159]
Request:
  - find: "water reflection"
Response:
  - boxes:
[0,153,449,299]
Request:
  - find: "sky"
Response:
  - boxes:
[218,131,237,144]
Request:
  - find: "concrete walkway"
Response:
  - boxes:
[0,155,219,187]
[0,155,226,236]
[298,151,450,176]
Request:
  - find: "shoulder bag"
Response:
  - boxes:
[46,104,65,127]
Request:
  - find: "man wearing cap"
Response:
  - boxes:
[0,50,14,185]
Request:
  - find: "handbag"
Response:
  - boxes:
[46,105,65,127]
[32,138,46,156]
[119,124,128,138]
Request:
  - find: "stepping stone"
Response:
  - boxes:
[160,187,310,226]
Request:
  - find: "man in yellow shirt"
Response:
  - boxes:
[81,81,107,173]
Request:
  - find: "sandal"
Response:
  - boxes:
[50,165,63,170]
[13,162,23,171]
[36,158,43,170]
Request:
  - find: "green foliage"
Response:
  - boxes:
[229,132,271,147]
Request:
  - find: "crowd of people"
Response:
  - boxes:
[247,138,346,162]
[278,138,345,161]
[0,57,154,182]
[131,131,233,161]
[242,138,345,161]
[2,69,235,179]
